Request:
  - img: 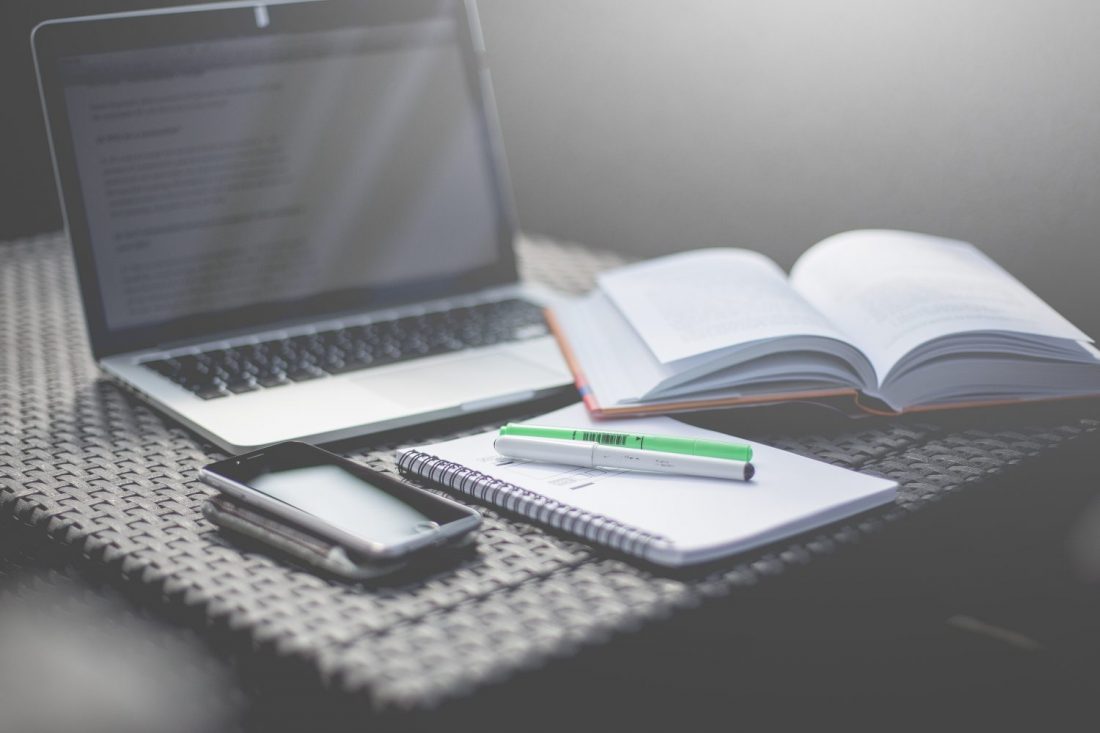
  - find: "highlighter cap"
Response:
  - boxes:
[643,436,752,462]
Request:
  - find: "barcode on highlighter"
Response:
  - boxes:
[579,431,627,445]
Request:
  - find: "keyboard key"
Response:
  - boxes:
[195,386,229,400]
[325,356,375,374]
[287,367,325,382]
[225,379,259,394]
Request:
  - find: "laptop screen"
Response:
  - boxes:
[39,0,517,355]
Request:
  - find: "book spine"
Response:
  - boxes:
[396,450,672,560]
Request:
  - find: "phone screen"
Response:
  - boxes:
[212,443,473,546]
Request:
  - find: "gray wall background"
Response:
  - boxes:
[478,0,1100,336]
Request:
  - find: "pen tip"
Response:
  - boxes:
[744,462,755,481]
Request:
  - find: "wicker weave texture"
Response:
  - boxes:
[1,233,1097,711]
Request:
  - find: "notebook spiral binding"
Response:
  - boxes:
[397,450,674,560]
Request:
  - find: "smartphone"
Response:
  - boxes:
[199,441,481,560]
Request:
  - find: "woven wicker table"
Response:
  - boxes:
[2,232,1099,723]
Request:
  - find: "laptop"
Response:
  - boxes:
[33,0,572,453]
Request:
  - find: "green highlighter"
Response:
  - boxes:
[498,423,753,462]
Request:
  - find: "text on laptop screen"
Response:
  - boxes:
[58,16,502,331]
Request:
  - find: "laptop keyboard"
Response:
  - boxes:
[142,298,549,400]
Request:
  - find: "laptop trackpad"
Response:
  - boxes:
[351,353,562,410]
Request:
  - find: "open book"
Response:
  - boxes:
[549,230,1100,417]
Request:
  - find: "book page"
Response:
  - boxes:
[598,249,845,364]
[790,230,1090,381]
[552,291,676,405]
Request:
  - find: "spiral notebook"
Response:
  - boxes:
[396,404,896,567]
